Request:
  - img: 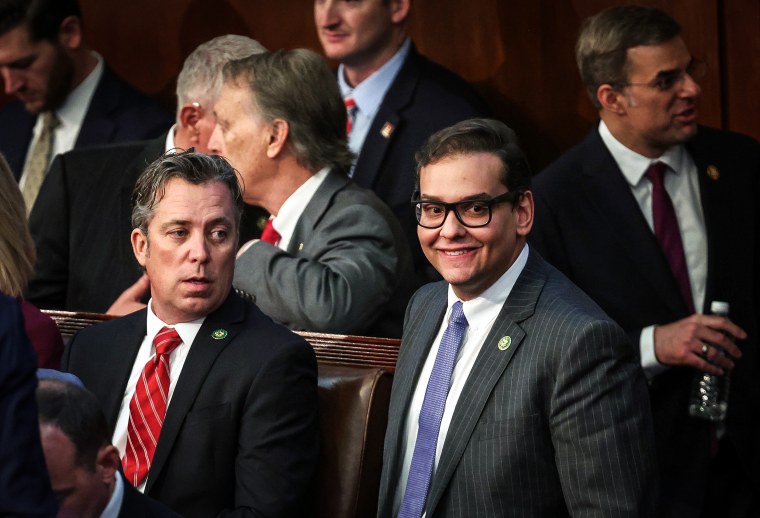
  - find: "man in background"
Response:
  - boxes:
[314,0,488,282]
[37,378,179,517]
[530,5,760,516]
[26,35,266,313]
[0,0,171,211]
[208,49,417,337]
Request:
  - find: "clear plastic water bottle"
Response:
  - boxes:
[688,301,731,421]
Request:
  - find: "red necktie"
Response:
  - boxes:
[344,97,357,135]
[260,219,280,245]
[123,327,182,487]
[645,162,695,313]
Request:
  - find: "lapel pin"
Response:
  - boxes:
[298,243,304,251]
[380,122,395,139]
[211,329,228,340]
[256,215,268,231]
[706,165,720,181]
[497,336,512,351]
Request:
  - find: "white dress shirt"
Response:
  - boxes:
[393,245,530,516]
[338,38,411,160]
[19,53,104,190]
[268,167,330,251]
[599,121,707,377]
[111,299,204,492]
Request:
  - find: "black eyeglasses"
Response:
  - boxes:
[411,191,522,229]
[614,58,706,92]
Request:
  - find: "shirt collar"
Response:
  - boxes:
[338,38,411,120]
[100,472,123,518]
[598,120,688,187]
[272,167,330,250]
[54,52,103,128]
[446,244,530,330]
[165,124,177,152]
[146,299,205,348]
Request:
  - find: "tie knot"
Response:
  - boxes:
[41,111,60,131]
[644,161,667,186]
[344,97,356,111]
[260,219,281,245]
[154,327,182,356]
[449,301,468,327]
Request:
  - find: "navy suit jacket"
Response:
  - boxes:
[0,64,172,180]
[530,124,760,516]
[378,250,657,517]
[63,292,319,517]
[351,45,488,281]
[0,294,57,516]
[118,472,180,518]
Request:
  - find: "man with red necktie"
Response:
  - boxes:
[63,151,319,517]
[530,5,760,517]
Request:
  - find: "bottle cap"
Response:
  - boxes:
[710,300,730,315]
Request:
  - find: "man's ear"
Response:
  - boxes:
[131,228,149,268]
[179,103,202,145]
[515,190,534,237]
[597,84,627,115]
[266,119,289,159]
[57,16,83,50]
[95,445,120,484]
[389,0,411,24]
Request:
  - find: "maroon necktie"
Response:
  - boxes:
[344,97,357,135]
[645,162,695,312]
[260,219,281,245]
[123,327,182,487]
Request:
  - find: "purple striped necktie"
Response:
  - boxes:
[399,301,468,518]
[645,162,695,312]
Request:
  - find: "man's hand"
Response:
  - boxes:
[107,274,150,316]
[653,314,747,375]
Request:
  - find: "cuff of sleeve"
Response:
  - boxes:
[640,325,670,380]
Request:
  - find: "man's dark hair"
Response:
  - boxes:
[414,118,532,194]
[131,150,244,235]
[0,0,81,41]
[576,5,681,109]
[36,379,108,471]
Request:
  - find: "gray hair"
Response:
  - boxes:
[576,5,681,109]
[176,35,267,113]
[414,118,531,194]
[131,150,244,236]
[223,48,354,174]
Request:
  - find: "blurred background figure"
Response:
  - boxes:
[0,152,63,368]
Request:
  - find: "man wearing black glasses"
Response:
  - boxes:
[530,6,760,517]
[377,118,657,517]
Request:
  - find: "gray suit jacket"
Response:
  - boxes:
[233,169,417,338]
[378,250,658,517]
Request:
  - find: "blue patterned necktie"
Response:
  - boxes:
[399,301,468,518]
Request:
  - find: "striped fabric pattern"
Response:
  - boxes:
[122,326,182,487]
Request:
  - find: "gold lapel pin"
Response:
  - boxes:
[380,122,395,139]
[707,165,720,181]
[212,329,228,340]
[497,336,512,351]
[298,243,304,251]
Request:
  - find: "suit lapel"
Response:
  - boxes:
[75,66,121,147]
[145,293,245,492]
[382,283,448,499]
[580,130,687,316]
[424,253,541,515]
[104,313,148,427]
[352,47,420,190]
[287,170,349,255]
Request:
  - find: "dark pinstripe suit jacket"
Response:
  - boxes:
[378,249,658,517]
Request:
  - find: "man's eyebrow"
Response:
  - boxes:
[207,216,233,228]
[419,192,492,201]
[159,219,190,231]
[3,54,36,69]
